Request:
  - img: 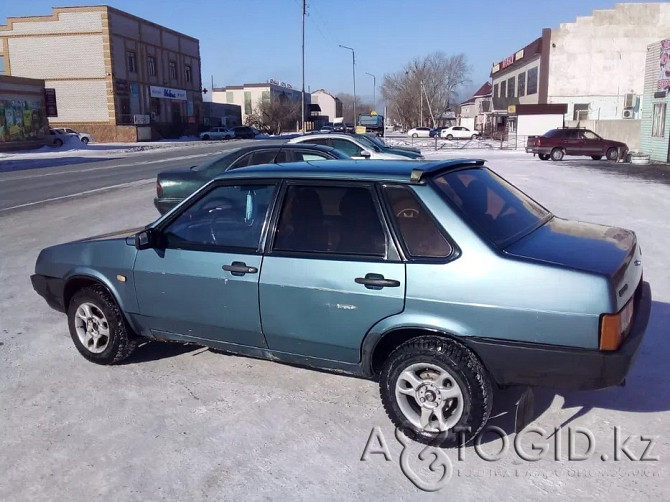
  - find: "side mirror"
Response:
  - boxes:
[360,150,372,159]
[135,228,158,250]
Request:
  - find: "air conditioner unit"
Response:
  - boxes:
[622,108,634,119]
[623,93,636,109]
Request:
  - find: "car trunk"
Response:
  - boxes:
[504,217,642,311]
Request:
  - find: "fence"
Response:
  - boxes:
[386,134,531,151]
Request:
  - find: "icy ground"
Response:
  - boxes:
[0,148,668,500]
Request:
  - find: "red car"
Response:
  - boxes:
[526,128,627,161]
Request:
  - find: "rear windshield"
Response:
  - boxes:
[432,168,551,247]
[543,129,562,137]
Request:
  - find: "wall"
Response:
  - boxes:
[311,91,340,122]
[640,40,670,162]
[547,2,670,120]
[564,119,641,150]
[517,114,565,139]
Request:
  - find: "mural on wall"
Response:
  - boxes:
[0,99,47,143]
[659,39,670,91]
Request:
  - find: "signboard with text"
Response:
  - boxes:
[44,88,58,117]
[149,85,187,101]
[658,39,670,91]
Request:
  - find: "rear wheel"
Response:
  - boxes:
[606,147,619,161]
[538,154,550,161]
[550,148,564,161]
[591,155,602,160]
[53,138,63,147]
[380,336,492,447]
[412,133,418,138]
[471,134,477,140]
[81,137,89,145]
[446,134,454,140]
[202,134,210,140]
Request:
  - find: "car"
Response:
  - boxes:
[154,144,349,214]
[230,126,258,139]
[526,128,628,161]
[320,125,334,133]
[439,126,480,140]
[429,127,446,138]
[362,133,422,156]
[32,158,651,447]
[288,133,424,160]
[200,127,235,141]
[333,123,354,133]
[407,127,432,138]
[46,128,73,147]
[53,127,93,144]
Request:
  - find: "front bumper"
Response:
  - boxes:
[31,274,66,313]
[465,281,652,391]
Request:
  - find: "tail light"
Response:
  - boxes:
[599,299,634,351]
[156,181,163,197]
[535,138,541,147]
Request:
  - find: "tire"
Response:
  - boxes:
[53,138,63,147]
[446,134,453,140]
[471,134,477,140]
[606,147,619,161]
[591,155,602,160]
[202,135,210,141]
[538,154,550,161]
[67,285,137,365]
[412,133,418,138]
[380,335,492,448]
[550,148,564,161]
[81,137,89,145]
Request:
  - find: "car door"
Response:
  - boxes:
[563,130,582,155]
[258,182,405,363]
[581,130,603,156]
[133,181,278,347]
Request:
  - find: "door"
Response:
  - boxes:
[581,130,602,156]
[259,183,405,363]
[133,182,277,346]
[563,129,582,155]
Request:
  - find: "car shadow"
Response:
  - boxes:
[551,159,670,186]
[120,339,201,364]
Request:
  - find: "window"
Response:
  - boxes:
[127,51,136,73]
[493,83,499,99]
[385,186,453,259]
[433,168,550,247]
[169,61,177,80]
[262,90,270,103]
[518,72,526,97]
[330,138,363,157]
[147,56,156,76]
[164,184,276,250]
[507,77,515,98]
[244,91,252,115]
[583,130,600,140]
[294,152,330,161]
[0,56,5,75]
[500,81,506,99]
[185,64,192,83]
[150,97,160,118]
[273,185,386,256]
[303,138,331,147]
[652,103,666,137]
[227,91,234,103]
[527,67,538,95]
[573,103,589,121]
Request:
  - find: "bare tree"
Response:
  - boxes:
[246,96,301,135]
[336,93,374,124]
[381,52,470,129]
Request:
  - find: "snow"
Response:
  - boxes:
[0,148,668,500]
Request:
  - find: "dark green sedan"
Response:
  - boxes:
[154,144,348,214]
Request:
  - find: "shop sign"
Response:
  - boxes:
[150,85,187,101]
[44,88,58,117]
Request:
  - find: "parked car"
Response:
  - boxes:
[154,144,349,214]
[47,128,72,147]
[439,126,480,140]
[230,126,258,139]
[320,125,334,133]
[526,128,628,161]
[53,127,93,144]
[200,127,235,141]
[363,133,422,156]
[31,158,651,447]
[407,127,432,138]
[333,123,354,133]
[288,133,424,160]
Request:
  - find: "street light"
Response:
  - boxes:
[339,44,356,123]
[365,72,376,112]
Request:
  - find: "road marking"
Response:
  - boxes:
[0,178,154,213]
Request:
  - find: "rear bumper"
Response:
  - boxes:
[153,197,182,215]
[526,147,551,155]
[31,274,66,313]
[465,281,652,391]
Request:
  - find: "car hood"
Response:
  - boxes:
[504,217,636,278]
[76,226,145,243]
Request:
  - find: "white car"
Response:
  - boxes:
[200,127,235,140]
[287,133,420,160]
[407,127,431,138]
[439,126,480,140]
[53,127,93,144]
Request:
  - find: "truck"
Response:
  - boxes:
[357,113,384,136]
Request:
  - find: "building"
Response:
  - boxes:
[640,39,670,162]
[0,75,49,151]
[211,80,309,128]
[202,102,242,129]
[0,6,203,142]
[311,89,342,123]
[458,82,492,132]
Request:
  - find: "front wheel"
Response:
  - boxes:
[81,137,89,145]
[67,285,137,365]
[591,155,603,160]
[550,148,564,161]
[412,133,418,138]
[53,138,63,147]
[606,147,619,161]
[539,154,550,161]
[446,134,453,140]
[380,336,493,447]
[202,135,210,141]
[471,134,478,140]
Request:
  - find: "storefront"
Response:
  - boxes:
[640,39,670,162]
[0,75,49,151]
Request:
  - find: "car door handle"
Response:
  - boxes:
[222,261,258,276]
[355,273,401,290]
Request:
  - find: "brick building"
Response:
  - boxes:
[0,6,202,142]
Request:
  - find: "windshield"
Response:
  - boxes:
[354,134,382,152]
[432,168,551,247]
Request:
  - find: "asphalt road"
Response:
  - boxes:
[0,139,274,212]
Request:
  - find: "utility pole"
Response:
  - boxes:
[365,72,376,112]
[339,45,356,123]
[301,0,306,133]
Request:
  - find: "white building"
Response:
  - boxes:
[640,39,670,162]
[459,82,492,132]
[310,89,342,123]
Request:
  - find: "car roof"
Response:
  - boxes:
[216,158,485,183]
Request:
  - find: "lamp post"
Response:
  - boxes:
[339,44,356,123]
[365,72,376,112]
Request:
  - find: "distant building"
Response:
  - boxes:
[311,89,343,123]
[211,81,309,127]
[459,82,492,132]
[0,6,203,142]
[202,102,242,129]
[640,39,670,162]
[0,75,48,151]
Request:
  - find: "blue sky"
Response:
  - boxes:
[0,0,660,102]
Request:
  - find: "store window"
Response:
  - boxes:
[518,72,526,97]
[507,77,515,98]
[500,81,506,99]
[147,56,156,77]
[527,67,538,95]
[652,103,667,137]
[127,51,136,73]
